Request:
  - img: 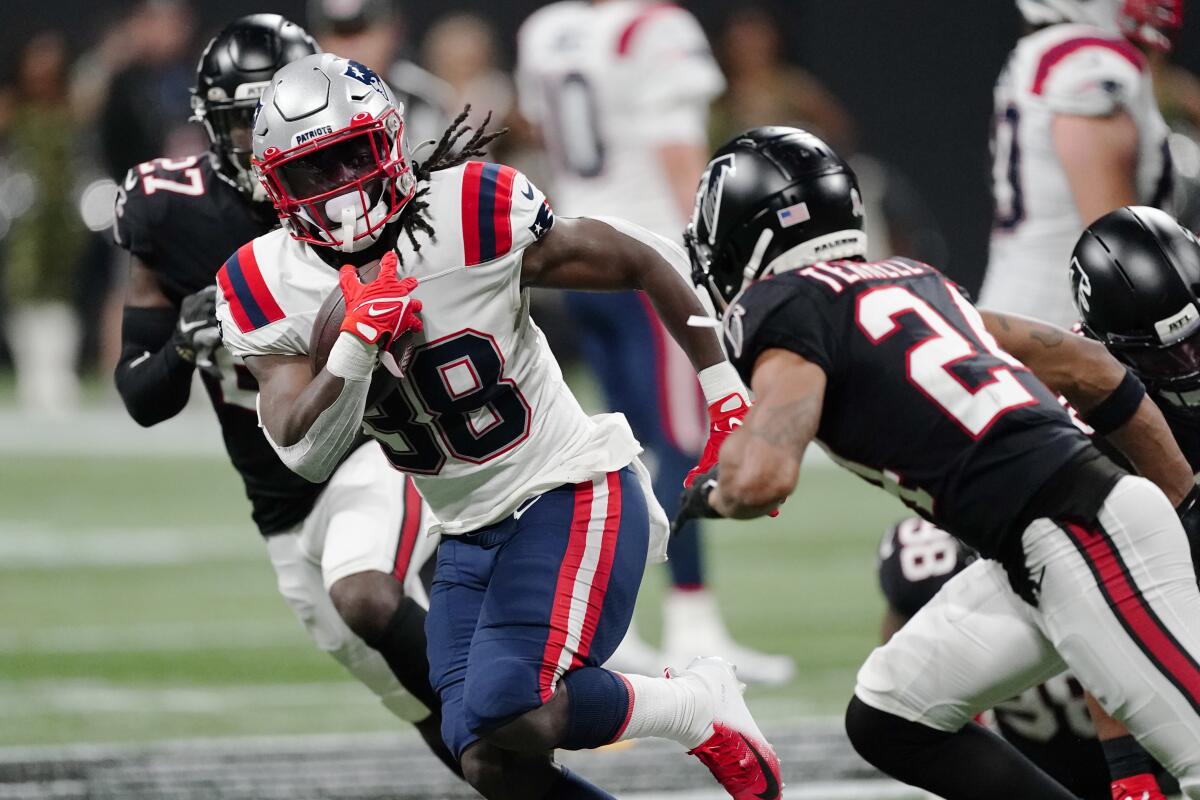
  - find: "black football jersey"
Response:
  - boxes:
[877,517,976,619]
[726,258,1092,559]
[113,153,326,535]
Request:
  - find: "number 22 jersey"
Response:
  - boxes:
[725,257,1093,560]
[216,162,661,552]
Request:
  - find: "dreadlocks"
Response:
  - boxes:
[397,105,508,257]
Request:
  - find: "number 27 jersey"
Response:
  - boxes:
[726,258,1092,559]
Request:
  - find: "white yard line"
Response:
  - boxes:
[0,681,381,716]
[0,522,256,567]
[0,620,301,654]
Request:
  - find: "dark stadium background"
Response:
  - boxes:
[10,0,1193,291]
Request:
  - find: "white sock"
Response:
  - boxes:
[615,672,714,749]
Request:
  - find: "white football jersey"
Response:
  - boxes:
[980,24,1173,328]
[516,0,725,240]
[216,162,666,558]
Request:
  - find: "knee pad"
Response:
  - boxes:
[463,656,539,737]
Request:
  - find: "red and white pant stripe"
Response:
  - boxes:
[539,472,623,701]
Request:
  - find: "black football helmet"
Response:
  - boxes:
[1071,206,1200,407]
[191,14,320,200]
[685,127,866,311]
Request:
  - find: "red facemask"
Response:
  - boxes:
[253,108,416,249]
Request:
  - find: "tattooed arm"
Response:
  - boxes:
[709,348,826,519]
[981,311,1124,411]
[983,310,1192,505]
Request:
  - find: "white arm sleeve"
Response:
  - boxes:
[259,334,377,484]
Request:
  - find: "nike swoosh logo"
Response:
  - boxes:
[367,303,403,316]
[741,734,779,800]
[520,182,535,200]
[513,495,543,519]
[179,319,210,333]
[129,351,151,369]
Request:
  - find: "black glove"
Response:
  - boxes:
[172,286,220,372]
[672,467,722,537]
[1177,483,1200,572]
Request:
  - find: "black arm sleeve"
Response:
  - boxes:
[114,306,194,427]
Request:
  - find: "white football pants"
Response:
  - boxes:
[265,442,439,723]
[855,476,1200,797]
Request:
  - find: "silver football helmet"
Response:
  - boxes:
[252,52,416,252]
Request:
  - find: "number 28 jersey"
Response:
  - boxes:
[981,23,1172,328]
[726,258,1092,559]
[217,163,656,548]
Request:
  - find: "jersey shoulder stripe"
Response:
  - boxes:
[1031,35,1145,95]
[216,242,286,333]
[615,3,679,56]
[461,161,519,265]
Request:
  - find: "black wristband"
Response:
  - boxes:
[1081,369,1146,436]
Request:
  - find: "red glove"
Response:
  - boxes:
[339,252,423,348]
[685,391,750,488]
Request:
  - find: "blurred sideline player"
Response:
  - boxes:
[679,126,1200,798]
[979,0,1180,328]
[516,0,794,683]
[306,0,452,146]
[218,53,781,799]
[110,16,454,772]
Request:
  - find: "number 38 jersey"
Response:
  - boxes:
[726,258,1092,559]
[217,162,654,547]
[981,23,1172,328]
[113,154,328,536]
[516,0,724,239]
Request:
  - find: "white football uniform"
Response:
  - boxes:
[516,0,725,240]
[980,23,1174,328]
[216,162,668,560]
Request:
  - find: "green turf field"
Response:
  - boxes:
[0,405,908,747]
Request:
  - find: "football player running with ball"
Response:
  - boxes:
[216,53,781,800]
[112,16,454,773]
[678,127,1200,799]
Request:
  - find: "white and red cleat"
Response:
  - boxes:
[1111,773,1166,800]
[681,657,783,799]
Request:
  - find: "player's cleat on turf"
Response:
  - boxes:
[681,656,783,799]
[663,589,795,686]
[1111,773,1166,800]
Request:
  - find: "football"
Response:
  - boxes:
[309,259,401,408]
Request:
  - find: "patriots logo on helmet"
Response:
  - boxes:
[696,154,736,245]
[344,60,389,100]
